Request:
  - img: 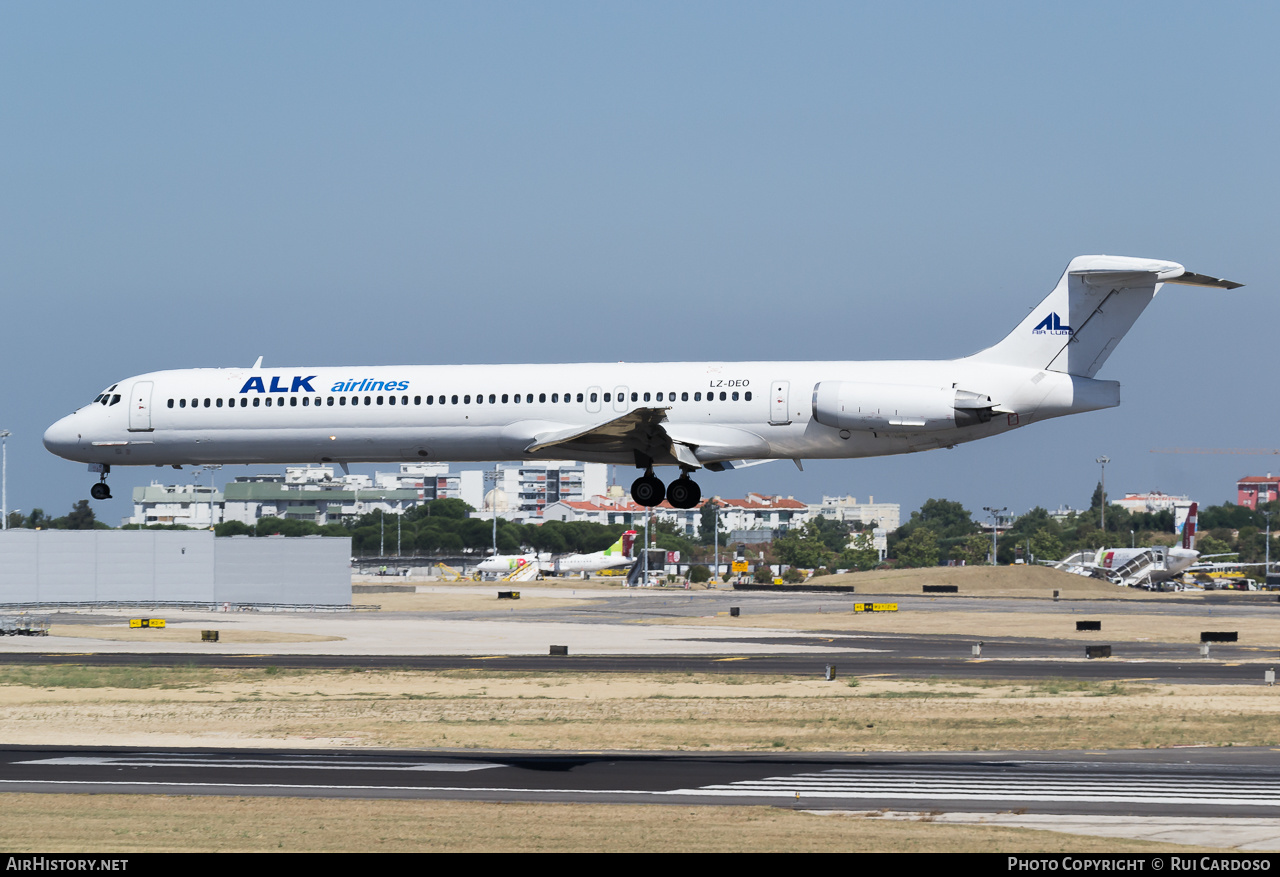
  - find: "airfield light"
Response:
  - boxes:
[1096,456,1111,532]
[1264,510,1273,578]
[982,506,1007,565]
[0,430,9,531]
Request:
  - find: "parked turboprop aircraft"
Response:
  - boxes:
[44,256,1240,508]
[475,552,547,575]
[541,530,637,575]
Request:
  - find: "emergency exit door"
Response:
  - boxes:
[769,381,791,425]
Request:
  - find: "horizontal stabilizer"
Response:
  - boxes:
[1164,271,1243,290]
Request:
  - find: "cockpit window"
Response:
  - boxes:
[108,394,121,406]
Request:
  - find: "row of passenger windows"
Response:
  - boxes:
[165,390,754,409]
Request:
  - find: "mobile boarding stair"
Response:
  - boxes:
[1053,549,1160,588]
[502,562,542,583]
[1101,548,1160,588]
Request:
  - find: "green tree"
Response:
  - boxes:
[405,498,474,522]
[1028,527,1065,561]
[61,500,99,530]
[952,533,992,566]
[699,500,726,546]
[773,520,835,570]
[835,532,879,571]
[902,499,977,540]
[894,528,939,568]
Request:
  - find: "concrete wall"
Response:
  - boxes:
[0,531,351,605]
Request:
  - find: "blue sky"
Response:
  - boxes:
[3,2,1277,525]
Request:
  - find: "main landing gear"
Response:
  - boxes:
[89,464,112,501]
[630,466,702,510]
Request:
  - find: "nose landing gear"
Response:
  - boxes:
[89,465,112,501]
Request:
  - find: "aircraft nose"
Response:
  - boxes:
[43,414,83,460]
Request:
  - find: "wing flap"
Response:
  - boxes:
[525,409,772,470]
[525,407,692,465]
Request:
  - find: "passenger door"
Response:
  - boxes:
[128,381,154,431]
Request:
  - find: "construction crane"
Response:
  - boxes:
[1151,448,1280,455]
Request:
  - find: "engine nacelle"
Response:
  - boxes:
[811,381,997,431]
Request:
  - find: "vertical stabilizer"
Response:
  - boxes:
[966,256,1231,377]
[1181,502,1198,551]
[617,530,638,558]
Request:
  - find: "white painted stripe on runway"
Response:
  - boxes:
[668,767,1280,806]
[0,779,652,794]
[17,756,501,772]
[671,788,1280,806]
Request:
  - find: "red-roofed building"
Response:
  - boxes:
[714,493,810,533]
[541,496,704,536]
[1238,475,1280,510]
[541,492,813,538]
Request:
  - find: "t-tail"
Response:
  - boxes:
[968,256,1241,376]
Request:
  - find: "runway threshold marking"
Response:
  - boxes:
[669,767,1280,807]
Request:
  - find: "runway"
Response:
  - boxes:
[2,584,1278,849]
[4,745,1279,819]
[0,621,1274,687]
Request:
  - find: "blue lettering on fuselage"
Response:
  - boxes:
[238,375,319,393]
[327,380,411,392]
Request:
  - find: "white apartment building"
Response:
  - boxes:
[1113,491,1192,514]
[809,495,901,532]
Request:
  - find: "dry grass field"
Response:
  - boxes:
[0,795,1229,853]
[0,666,1276,752]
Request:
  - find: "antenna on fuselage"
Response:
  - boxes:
[251,356,264,369]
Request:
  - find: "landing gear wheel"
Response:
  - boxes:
[666,478,701,509]
[630,475,666,507]
[90,483,112,501]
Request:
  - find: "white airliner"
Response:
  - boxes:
[44,256,1240,509]
[475,552,546,575]
[474,531,634,576]
[540,530,637,575]
[1054,503,1201,588]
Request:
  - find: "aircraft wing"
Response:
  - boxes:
[525,408,773,469]
[525,407,702,467]
[1187,561,1268,571]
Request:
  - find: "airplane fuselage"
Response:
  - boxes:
[43,358,1117,470]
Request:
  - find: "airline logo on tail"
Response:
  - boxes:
[1032,313,1072,335]
[608,530,638,558]
[1181,502,1198,551]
